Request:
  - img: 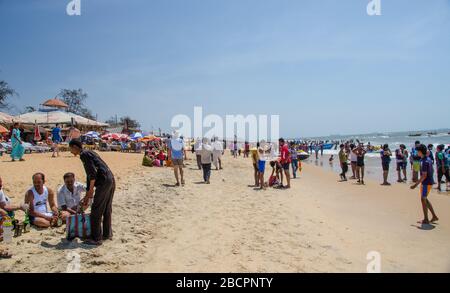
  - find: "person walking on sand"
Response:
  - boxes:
[69,140,115,246]
[51,124,62,158]
[168,131,185,186]
[338,144,348,181]
[257,141,269,189]
[200,138,213,184]
[212,137,223,170]
[10,122,25,162]
[194,138,202,170]
[380,144,392,186]
[411,144,439,225]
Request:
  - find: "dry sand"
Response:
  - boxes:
[0,151,449,272]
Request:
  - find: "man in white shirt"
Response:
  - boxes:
[0,176,28,220]
[212,137,223,170]
[200,138,213,184]
[194,138,203,170]
[57,173,87,217]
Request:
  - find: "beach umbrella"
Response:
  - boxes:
[34,121,41,141]
[86,131,100,138]
[131,132,143,140]
[0,124,8,134]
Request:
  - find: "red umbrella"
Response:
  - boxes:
[0,124,8,134]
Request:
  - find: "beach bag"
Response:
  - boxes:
[66,213,91,240]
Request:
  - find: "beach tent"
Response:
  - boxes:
[0,111,15,124]
[0,124,9,134]
[86,131,100,138]
[131,132,143,140]
[14,110,108,127]
[42,98,69,109]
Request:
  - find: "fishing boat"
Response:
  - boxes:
[297,150,310,160]
[322,143,334,150]
[408,133,422,137]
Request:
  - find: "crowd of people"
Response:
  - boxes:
[0,139,116,258]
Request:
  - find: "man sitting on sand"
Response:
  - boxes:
[411,144,439,225]
[1,176,29,219]
[25,173,59,228]
[57,173,88,217]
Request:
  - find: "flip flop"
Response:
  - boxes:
[0,249,12,259]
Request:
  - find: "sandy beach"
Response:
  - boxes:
[0,151,449,273]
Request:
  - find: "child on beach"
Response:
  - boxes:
[410,144,439,225]
[257,142,269,190]
[157,150,165,167]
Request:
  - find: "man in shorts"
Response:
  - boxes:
[411,144,438,225]
[169,131,185,186]
[279,138,291,189]
[411,141,421,183]
[395,144,408,183]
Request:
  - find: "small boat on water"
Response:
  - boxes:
[322,143,334,150]
[408,133,422,137]
[297,150,310,160]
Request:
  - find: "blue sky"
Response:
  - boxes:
[0,0,449,137]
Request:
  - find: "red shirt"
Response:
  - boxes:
[280,144,291,164]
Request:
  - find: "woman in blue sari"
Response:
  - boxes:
[10,122,25,161]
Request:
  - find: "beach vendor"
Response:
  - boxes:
[24,173,59,228]
[51,124,62,158]
[57,173,88,218]
[168,131,185,186]
[10,122,25,162]
[69,140,115,245]
[410,144,439,225]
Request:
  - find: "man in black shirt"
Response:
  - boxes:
[69,139,115,246]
